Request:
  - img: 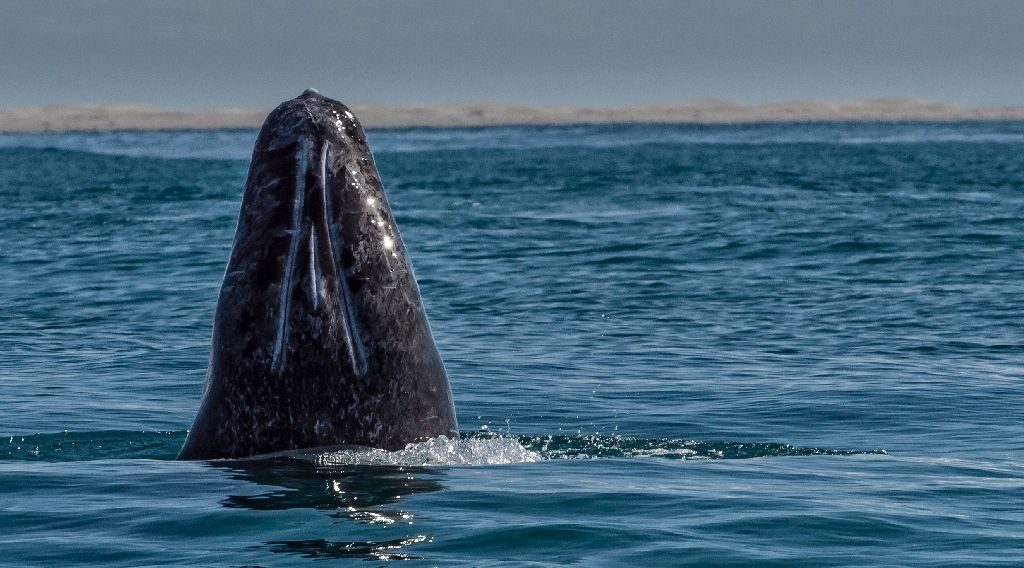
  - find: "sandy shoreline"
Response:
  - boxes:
[3,98,1024,133]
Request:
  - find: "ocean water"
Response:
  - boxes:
[1,121,1022,566]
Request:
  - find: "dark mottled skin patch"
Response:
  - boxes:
[178,90,458,459]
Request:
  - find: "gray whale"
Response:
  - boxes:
[178,89,458,460]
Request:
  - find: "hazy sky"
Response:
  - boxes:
[3,1,1023,109]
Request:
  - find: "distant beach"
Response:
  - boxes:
[3,98,1024,133]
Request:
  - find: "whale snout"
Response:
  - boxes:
[178,90,457,460]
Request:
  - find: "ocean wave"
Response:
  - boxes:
[3,121,1024,162]
[1,430,884,464]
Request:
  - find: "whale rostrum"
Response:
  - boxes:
[178,90,458,460]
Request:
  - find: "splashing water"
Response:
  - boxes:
[270,435,543,467]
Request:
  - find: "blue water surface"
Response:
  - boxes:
[1,121,1022,566]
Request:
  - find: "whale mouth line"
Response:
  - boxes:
[321,142,368,377]
[308,230,319,309]
[271,136,309,375]
[271,135,367,378]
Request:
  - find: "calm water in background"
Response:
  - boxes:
[1,122,1022,566]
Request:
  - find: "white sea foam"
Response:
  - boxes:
[250,435,541,467]
[313,436,541,467]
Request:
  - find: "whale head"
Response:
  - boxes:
[178,90,457,459]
